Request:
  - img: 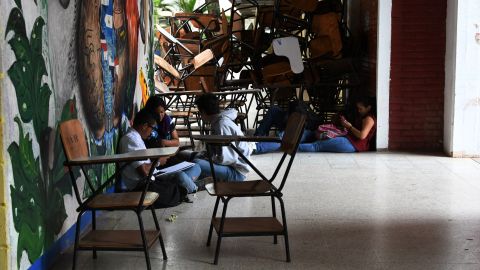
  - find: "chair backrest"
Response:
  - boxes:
[192,49,214,70]
[280,112,306,155]
[272,37,304,74]
[59,119,89,161]
[154,55,181,79]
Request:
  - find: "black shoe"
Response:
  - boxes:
[183,195,193,203]
[194,178,207,191]
[195,177,214,191]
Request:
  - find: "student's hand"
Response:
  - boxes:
[341,118,353,130]
[159,156,169,166]
[331,114,341,127]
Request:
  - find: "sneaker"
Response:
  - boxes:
[248,141,257,154]
[194,178,206,191]
[194,177,213,191]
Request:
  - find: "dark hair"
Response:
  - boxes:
[145,95,167,113]
[356,96,376,115]
[195,93,220,115]
[133,108,156,127]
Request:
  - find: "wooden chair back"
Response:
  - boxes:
[261,61,293,85]
[59,119,89,161]
[310,13,343,59]
[280,112,306,155]
[192,49,214,69]
[184,65,217,92]
[154,55,181,79]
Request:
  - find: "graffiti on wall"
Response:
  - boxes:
[5,2,79,266]
[4,0,154,267]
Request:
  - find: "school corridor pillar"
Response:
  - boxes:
[444,0,480,157]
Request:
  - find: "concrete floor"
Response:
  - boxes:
[51,152,480,270]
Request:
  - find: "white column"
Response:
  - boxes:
[376,0,392,150]
[444,0,480,157]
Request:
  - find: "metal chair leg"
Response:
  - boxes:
[207,197,221,247]
[137,212,152,270]
[151,208,168,260]
[271,195,278,244]
[92,210,97,259]
[72,211,83,270]
[214,198,230,265]
[278,196,291,262]
[186,116,195,149]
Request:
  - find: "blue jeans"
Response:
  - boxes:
[162,163,201,193]
[255,106,288,136]
[255,130,316,154]
[193,158,246,182]
[298,137,356,153]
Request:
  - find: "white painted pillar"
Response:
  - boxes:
[376,0,392,150]
[444,0,480,157]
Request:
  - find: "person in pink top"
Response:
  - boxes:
[297,96,376,152]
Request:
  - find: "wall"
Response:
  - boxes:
[0,0,154,269]
[389,0,447,150]
[444,0,480,157]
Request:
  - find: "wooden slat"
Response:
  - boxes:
[78,230,161,250]
[192,49,214,70]
[86,192,158,209]
[206,180,273,196]
[170,111,192,118]
[154,55,181,79]
[66,147,178,166]
[212,217,284,235]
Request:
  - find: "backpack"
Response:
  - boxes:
[135,174,187,208]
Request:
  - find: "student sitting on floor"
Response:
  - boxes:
[254,96,376,153]
[193,93,252,182]
[143,95,179,148]
[118,109,201,202]
[142,95,206,190]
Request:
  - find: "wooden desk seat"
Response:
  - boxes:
[78,230,162,251]
[86,192,159,210]
[211,217,284,236]
[205,180,274,197]
[170,111,193,118]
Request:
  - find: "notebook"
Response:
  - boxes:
[157,161,195,174]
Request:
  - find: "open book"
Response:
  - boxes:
[157,161,195,174]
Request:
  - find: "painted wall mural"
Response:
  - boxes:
[1,0,154,268]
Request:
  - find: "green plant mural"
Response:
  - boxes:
[5,2,78,267]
